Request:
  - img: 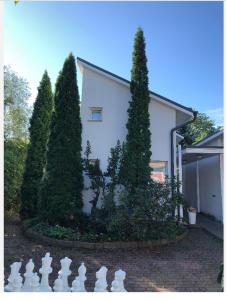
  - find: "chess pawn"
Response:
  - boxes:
[78,262,87,292]
[5,261,22,292]
[58,257,72,292]
[94,266,108,292]
[30,272,40,292]
[12,273,23,292]
[111,270,127,292]
[53,276,64,292]
[22,259,35,292]
[39,252,53,292]
[71,276,80,292]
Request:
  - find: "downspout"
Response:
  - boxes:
[170,110,198,181]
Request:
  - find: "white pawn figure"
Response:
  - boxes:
[111,270,127,292]
[78,262,87,292]
[39,252,53,292]
[30,272,40,292]
[5,261,22,292]
[58,257,72,292]
[71,276,80,292]
[12,273,23,292]
[53,276,64,292]
[22,259,35,292]
[71,262,87,292]
[94,266,108,292]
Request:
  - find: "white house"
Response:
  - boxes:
[77,57,195,213]
[182,130,224,222]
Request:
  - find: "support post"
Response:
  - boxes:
[219,154,224,222]
[196,160,200,212]
[173,132,177,176]
[178,144,182,193]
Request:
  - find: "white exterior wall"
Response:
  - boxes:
[199,156,222,221]
[81,67,176,172]
[80,67,176,213]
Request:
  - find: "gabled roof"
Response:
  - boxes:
[77,57,194,116]
[195,129,224,146]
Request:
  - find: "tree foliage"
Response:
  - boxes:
[179,112,220,146]
[4,139,27,213]
[4,65,31,140]
[20,71,53,220]
[121,27,151,190]
[39,54,83,225]
[4,66,31,214]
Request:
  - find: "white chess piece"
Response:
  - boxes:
[58,257,72,292]
[53,276,64,292]
[71,262,87,292]
[78,262,87,292]
[39,252,53,292]
[111,269,127,292]
[12,273,23,292]
[94,266,108,292]
[71,276,80,292]
[5,261,22,292]
[22,259,35,292]
[30,272,40,292]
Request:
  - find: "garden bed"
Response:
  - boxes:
[22,222,188,250]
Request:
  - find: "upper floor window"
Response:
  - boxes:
[89,107,103,121]
[150,161,168,183]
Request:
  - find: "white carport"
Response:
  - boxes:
[182,146,223,222]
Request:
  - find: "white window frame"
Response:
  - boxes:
[88,107,103,122]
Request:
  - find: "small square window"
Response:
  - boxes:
[150,161,168,183]
[89,107,103,121]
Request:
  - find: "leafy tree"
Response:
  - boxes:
[4,139,27,214]
[20,71,53,220]
[121,27,151,190]
[4,65,31,140]
[179,112,219,146]
[4,66,31,214]
[39,54,83,225]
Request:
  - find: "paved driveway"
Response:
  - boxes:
[4,220,223,292]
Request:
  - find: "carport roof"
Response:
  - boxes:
[182,146,223,164]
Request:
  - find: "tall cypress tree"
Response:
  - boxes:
[20,71,53,219]
[122,28,152,189]
[39,53,83,225]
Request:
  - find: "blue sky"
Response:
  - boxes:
[4,1,223,126]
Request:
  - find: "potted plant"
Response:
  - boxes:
[187,207,197,224]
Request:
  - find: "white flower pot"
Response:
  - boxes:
[188,211,196,225]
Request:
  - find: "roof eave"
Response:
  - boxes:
[77,57,194,117]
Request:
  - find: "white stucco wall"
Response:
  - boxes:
[80,67,176,213]
[81,67,176,172]
[198,156,222,221]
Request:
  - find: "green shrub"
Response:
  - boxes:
[31,222,81,241]
[4,139,27,214]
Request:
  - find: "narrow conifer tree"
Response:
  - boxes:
[39,54,83,225]
[122,28,152,189]
[20,71,53,219]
